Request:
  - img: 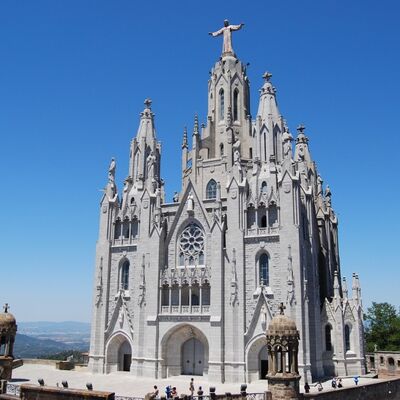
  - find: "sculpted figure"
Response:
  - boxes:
[108,158,116,182]
[282,130,293,159]
[146,151,156,178]
[173,191,179,203]
[232,138,241,164]
[209,20,244,55]
[187,193,194,212]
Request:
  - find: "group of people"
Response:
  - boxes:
[304,375,361,393]
[149,378,204,400]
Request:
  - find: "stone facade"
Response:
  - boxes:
[88,32,365,383]
[366,351,400,376]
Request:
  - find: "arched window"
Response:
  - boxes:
[219,89,225,121]
[123,218,130,239]
[261,181,267,193]
[114,219,122,239]
[268,204,278,227]
[345,324,351,352]
[220,143,224,156]
[233,88,239,121]
[206,179,217,199]
[131,218,139,238]
[259,254,269,286]
[202,282,211,306]
[191,283,200,306]
[161,284,169,306]
[120,260,130,290]
[325,325,332,351]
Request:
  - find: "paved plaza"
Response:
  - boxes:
[11,363,382,397]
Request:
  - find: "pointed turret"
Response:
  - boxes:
[129,99,162,192]
[342,277,348,301]
[294,124,312,163]
[352,273,361,306]
[333,270,341,308]
[254,72,284,164]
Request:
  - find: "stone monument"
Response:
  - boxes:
[0,304,17,381]
[266,303,300,400]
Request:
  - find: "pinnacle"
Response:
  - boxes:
[144,98,152,109]
[263,71,272,81]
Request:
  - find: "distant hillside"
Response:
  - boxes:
[18,321,90,335]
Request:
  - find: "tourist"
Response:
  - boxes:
[317,382,323,392]
[153,385,159,399]
[171,387,178,399]
[354,376,359,385]
[338,378,343,388]
[189,378,195,398]
[304,382,310,393]
[331,377,336,389]
[197,386,203,400]
[165,385,171,399]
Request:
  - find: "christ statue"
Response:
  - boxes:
[209,20,244,55]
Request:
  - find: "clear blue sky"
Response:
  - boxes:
[0,0,399,322]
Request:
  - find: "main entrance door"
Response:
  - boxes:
[182,338,204,375]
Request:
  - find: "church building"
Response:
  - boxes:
[88,22,365,383]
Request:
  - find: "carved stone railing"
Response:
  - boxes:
[6,383,20,396]
[160,305,210,315]
[246,227,279,237]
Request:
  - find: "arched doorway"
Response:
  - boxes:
[182,338,204,375]
[246,336,269,382]
[106,333,132,372]
[161,324,209,378]
[259,345,268,379]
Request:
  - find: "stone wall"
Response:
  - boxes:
[19,385,114,400]
[300,378,400,400]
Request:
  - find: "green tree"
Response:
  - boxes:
[364,302,400,352]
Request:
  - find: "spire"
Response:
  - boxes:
[342,277,348,300]
[333,270,341,308]
[256,72,280,123]
[352,273,361,305]
[192,114,199,150]
[182,126,188,149]
[294,124,312,163]
[136,98,156,142]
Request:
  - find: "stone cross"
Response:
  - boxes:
[278,302,286,315]
[144,98,152,109]
[297,124,306,134]
[3,303,9,313]
[263,72,272,82]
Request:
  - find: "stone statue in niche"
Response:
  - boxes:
[146,150,156,179]
[187,193,194,212]
[282,129,293,159]
[261,304,267,330]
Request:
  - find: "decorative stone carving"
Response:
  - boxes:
[95,257,103,307]
[230,248,238,306]
[187,193,194,213]
[286,245,296,307]
[138,255,146,306]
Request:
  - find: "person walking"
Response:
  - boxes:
[304,382,310,393]
[189,378,195,398]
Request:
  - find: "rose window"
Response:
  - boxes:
[178,224,205,266]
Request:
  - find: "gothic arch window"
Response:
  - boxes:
[206,179,217,199]
[178,223,205,266]
[202,282,211,305]
[114,219,122,239]
[219,88,225,121]
[325,324,332,351]
[259,253,269,286]
[123,217,130,239]
[268,204,278,227]
[120,260,130,290]
[233,88,239,121]
[345,324,351,352]
[131,218,139,238]
[260,215,267,228]
[161,284,169,306]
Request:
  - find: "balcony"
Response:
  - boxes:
[246,226,279,237]
[160,305,210,315]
